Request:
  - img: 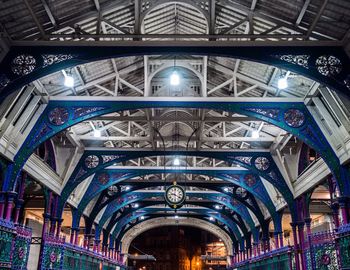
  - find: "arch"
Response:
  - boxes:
[120,217,233,256]
[77,168,278,231]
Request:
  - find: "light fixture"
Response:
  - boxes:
[251,130,260,139]
[277,77,288,89]
[209,216,214,221]
[223,187,229,192]
[140,216,145,220]
[134,203,139,208]
[64,74,75,87]
[170,70,180,86]
[94,129,101,137]
[173,157,180,166]
[125,186,131,191]
[215,205,220,210]
[174,215,179,219]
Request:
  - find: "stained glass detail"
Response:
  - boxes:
[275,54,310,69]
[245,108,280,119]
[84,155,99,169]
[42,54,74,67]
[98,173,110,185]
[11,54,36,75]
[316,55,342,77]
[73,106,107,119]
[244,174,257,187]
[284,109,305,128]
[254,157,270,171]
[48,107,69,125]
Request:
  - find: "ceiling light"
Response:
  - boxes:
[125,186,131,191]
[173,157,180,166]
[251,130,260,139]
[209,217,214,221]
[64,74,74,87]
[170,71,180,86]
[94,129,101,137]
[174,215,179,219]
[223,187,229,192]
[134,203,139,208]
[277,77,288,89]
[140,216,145,220]
[215,205,220,210]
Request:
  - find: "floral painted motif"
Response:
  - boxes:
[42,54,74,67]
[84,155,100,169]
[48,107,69,125]
[284,109,305,128]
[315,55,342,77]
[245,108,280,119]
[244,174,257,187]
[11,54,36,75]
[254,157,270,171]
[275,54,310,69]
[98,173,110,185]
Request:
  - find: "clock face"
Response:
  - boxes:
[165,185,185,207]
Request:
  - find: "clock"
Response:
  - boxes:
[165,182,186,209]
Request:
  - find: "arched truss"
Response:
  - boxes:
[120,217,233,256]
[104,201,250,246]
[91,190,258,241]
[111,207,243,246]
[60,149,294,220]
[77,168,279,231]
[3,98,347,201]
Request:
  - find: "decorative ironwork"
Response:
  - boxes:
[284,109,305,128]
[244,174,257,187]
[344,75,350,90]
[245,108,280,119]
[72,106,106,119]
[98,173,110,185]
[232,156,252,165]
[235,187,248,199]
[32,123,53,145]
[102,155,124,164]
[0,74,10,90]
[84,155,100,169]
[42,54,74,67]
[48,107,69,126]
[275,54,310,69]
[13,226,32,270]
[254,157,270,171]
[315,55,342,77]
[11,54,36,75]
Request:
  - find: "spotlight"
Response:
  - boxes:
[64,74,74,87]
[170,71,180,86]
[251,130,260,139]
[94,129,101,137]
[173,157,180,166]
[277,77,288,90]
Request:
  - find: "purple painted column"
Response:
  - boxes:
[74,228,79,245]
[279,232,284,247]
[14,172,27,224]
[291,223,300,270]
[339,197,349,225]
[274,232,280,249]
[0,192,5,219]
[331,202,340,229]
[5,191,17,221]
[70,228,75,244]
[56,218,63,237]
[297,222,307,270]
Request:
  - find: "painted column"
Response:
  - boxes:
[56,218,63,237]
[291,223,300,270]
[70,227,75,244]
[14,172,26,224]
[297,222,307,270]
[274,232,280,249]
[5,191,17,221]
[0,192,5,219]
[338,197,349,225]
[74,228,80,245]
[331,202,340,229]
[279,232,284,248]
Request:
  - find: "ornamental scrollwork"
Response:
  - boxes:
[84,155,100,169]
[254,157,270,171]
[48,107,69,126]
[245,108,280,119]
[42,54,74,68]
[315,55,342,77]
[11,54,36,75]
[284,109,305,128]
[274,54,310,69]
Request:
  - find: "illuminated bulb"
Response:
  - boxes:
[125,186,131,191]
[64,75,74,87]
[215,205,220,210]
[251,130,260,139]
[277,77,288,89]
[170,71,180,86]
[223,187,229,192]
[134,203,139,208]
[209,216,214,221]
[174,215,179,219]
[173,157,180,166]
[140,216,145,220]
[94,129,101,137]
